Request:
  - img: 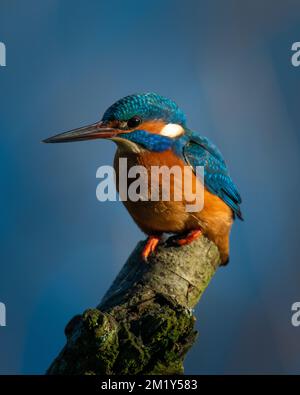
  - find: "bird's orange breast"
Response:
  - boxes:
[114,148,232,236]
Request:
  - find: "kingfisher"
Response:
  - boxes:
[43,93,242,265]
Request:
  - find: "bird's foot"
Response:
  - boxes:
[142,235,160,262]
[171,229,202,246]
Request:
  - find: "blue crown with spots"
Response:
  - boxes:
[102,92,187,126]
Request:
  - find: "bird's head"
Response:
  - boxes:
[43,93,187,152]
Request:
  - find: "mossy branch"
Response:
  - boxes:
[47,236,221,375]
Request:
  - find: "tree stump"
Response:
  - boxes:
[47,236,220,375]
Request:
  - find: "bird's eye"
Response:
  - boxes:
[127,116,141,129]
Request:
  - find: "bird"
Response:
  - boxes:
[43,93,242,265]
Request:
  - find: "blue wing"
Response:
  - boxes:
[183,130,243,220]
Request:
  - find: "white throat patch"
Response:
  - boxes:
[160,123,184,138]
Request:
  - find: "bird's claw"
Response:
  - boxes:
[141,236,160,262]
[169,229,202,246]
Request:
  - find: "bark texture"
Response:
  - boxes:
[47,236,220,375]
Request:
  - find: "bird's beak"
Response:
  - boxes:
[42,122,121,143]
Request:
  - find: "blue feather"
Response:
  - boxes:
[119,130,173,152]
[102,92,186,125]
[183,129,243,219]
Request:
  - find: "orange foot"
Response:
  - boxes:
[142,235,160,262]
[174,229,202,246]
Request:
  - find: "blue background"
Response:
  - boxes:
[0,0,300,374]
